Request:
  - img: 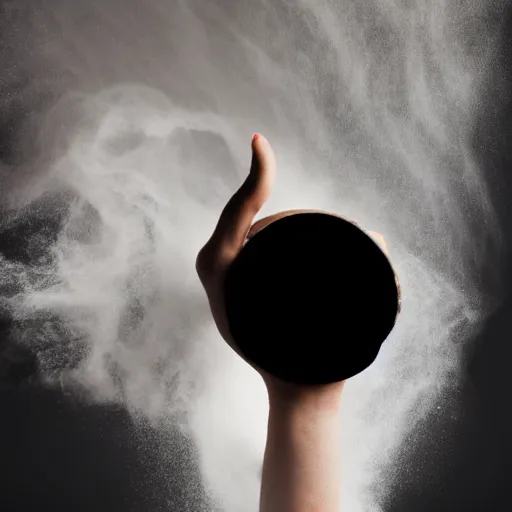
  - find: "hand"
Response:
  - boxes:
[195,134,388,405]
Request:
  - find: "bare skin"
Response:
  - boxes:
[196,133,387,512]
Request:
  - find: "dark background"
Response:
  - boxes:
[1,2,511,511]
[387,6,512,511]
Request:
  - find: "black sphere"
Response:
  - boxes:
[224,213,400,385]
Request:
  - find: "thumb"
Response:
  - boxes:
[208,134,276,257]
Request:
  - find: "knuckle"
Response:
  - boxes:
[196,247,214,278]
[196,239,237,282]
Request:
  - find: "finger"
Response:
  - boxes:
[246,211,296,240]
[367,231,388,255]
[247,210,357,241]
[208,134,276,257]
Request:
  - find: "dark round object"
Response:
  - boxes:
[224,213,400,385]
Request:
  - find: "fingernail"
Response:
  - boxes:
[252,133,260,142]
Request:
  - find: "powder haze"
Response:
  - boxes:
[0,1,507,511]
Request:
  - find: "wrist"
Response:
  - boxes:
[266,379,345,414]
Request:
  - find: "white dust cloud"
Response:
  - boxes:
[0,1,507,510]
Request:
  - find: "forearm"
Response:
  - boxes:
[259,383,344,512]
